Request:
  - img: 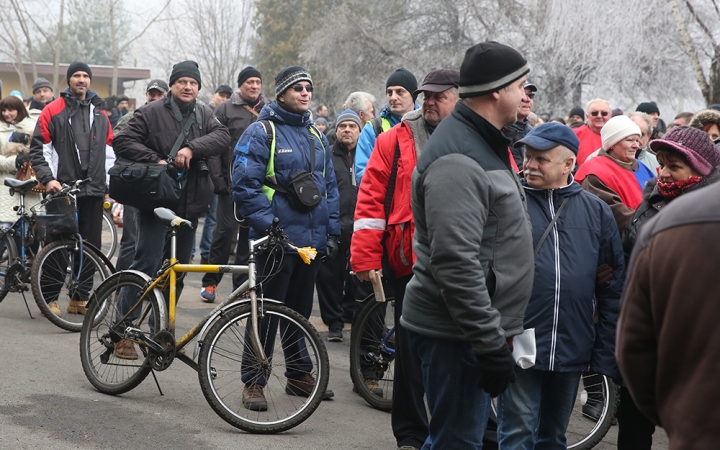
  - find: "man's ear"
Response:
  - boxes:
[278,93,285,104]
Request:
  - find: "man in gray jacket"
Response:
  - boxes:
[401,41,535,448]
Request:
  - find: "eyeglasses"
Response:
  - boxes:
[291,84,314,93]
[526,93,535,100]
[590,111,609,117]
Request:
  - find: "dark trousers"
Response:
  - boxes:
[392,275,430,448]
[201,192,246,288]
[617,384,656,449]
[115,205,138,271]
[116,209,197,324]
[241,253,321,384]
[42,196,103,302]
[316,245,354,331]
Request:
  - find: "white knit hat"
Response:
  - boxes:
[601,115,642,150]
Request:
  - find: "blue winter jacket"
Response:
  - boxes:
[355,104,405,184]
[232,101,340,253]
[523,177,624,379]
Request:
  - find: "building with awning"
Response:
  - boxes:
[0,61,151,100]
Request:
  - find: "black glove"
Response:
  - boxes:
[325,236,340,262]
[596,264,613,289]
[14,152,30,169]
[475,345,516,397]
[9,131,30,145]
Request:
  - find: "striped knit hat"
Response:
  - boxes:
[275,66,312,98]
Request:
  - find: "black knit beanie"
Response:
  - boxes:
[66,61,92,84]
[636,102,660,115]
[238,66,262,88]
[170,60,202,90]
[459,42,529,98]
[386,68,418,100]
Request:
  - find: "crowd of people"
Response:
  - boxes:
[4,38,720,449]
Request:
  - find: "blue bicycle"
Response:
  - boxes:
[0,178,113,331]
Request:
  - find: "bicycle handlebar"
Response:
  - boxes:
[40,178,91,205]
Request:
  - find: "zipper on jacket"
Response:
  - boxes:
[547,191,562,371]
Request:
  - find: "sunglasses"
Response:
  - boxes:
[526,93,536,100]
[590,111,609,117]
[291,84,314,93]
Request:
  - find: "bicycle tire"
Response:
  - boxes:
[31,240,111,332]
[198,302,330,434]
[491,373,619,449]
[0,227,18,292]
[101,210,118,260]
[349,296,395,411]
[79,271,164,395]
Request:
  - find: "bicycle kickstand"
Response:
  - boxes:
[150,369,164,396]
[19,291,34,319]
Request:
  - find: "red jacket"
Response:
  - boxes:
[351,111,424,278]
[574,124,603,166]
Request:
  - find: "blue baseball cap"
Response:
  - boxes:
[518,122,580,155]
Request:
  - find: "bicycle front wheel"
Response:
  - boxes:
[101,210,118,260]
[31,240,111,332]
[349,297,395,411]
[198,302,330,434]
[79,271,164,395]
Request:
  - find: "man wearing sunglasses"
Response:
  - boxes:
[232,65,340,410]
[574,99,612,165]
[504,80,537,169]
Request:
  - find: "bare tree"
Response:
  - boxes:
[107,0,172,95]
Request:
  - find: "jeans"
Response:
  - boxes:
[198,194,217,259]
[497,368,581,450]
[201,192,243,288]
[115,205,138,271]
[409,330,491,449]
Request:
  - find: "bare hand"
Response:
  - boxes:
[157,159,168,165]
[355,269,380,282]
[174,147,193,169]
[45,180,62,193]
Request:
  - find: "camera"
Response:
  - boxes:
[196,158,209,177]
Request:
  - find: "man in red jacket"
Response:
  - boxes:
[351,68,459,450]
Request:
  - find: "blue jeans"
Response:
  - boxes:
[408,330,491,449]
[497,368,581,450]
[198,194,217,259]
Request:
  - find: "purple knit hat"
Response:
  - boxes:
[649,126,720,176]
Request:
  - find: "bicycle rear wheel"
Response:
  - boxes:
[101,210,118,260]
[198,302,330,433]
[349,297,395,411]
[0,227,18,292]
[31,240,111,332]
[79,271,164,395]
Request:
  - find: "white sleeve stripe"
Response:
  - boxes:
[354,218,386,232]
[43,142,58,178]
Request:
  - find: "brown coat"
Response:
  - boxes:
[617,181,720,450]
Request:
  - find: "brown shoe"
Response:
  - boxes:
[365,378,383,397]
[67,299,88,315]
[114,339,138,360]
[286,373,334,399]
[47,301,61,317]
[243,384,267,411]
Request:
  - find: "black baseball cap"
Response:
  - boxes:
[215,85,233,95]
[146,79,169,93]
[414,69,460,97]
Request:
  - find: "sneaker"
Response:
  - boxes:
[243,384,268,411]
[47,300,61,317]
[286,373,334,399]
[114,339,138,360]
[200,285,216,303]
[327,329,343,342]
[67,299,88,315]
[364,378,383,397]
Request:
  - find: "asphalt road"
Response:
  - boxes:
[0,220,669,449]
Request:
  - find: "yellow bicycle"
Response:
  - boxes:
[79,208,330,433]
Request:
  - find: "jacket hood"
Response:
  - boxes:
[379,102,420,120]
[258,100,311,127]
[402,109,431,159]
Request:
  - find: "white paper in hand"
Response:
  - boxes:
[512,328,536,369]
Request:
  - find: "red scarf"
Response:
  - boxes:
[657,176,703,199]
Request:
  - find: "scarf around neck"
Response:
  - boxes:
[657,175,704,199]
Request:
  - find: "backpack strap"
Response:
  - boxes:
[370,117,384,137]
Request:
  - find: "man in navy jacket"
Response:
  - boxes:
[496,122,624,449]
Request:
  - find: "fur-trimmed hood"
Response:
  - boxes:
[689,109,720,131]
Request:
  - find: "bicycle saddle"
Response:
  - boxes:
[5,178,38,193]
[154,207,193,229]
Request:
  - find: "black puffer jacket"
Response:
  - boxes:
[330,140,357,245]
[113,95,230,218]
[622,169,720,260]
[208,92,266,194]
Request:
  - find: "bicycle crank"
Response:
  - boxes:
[147,330,176,371]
